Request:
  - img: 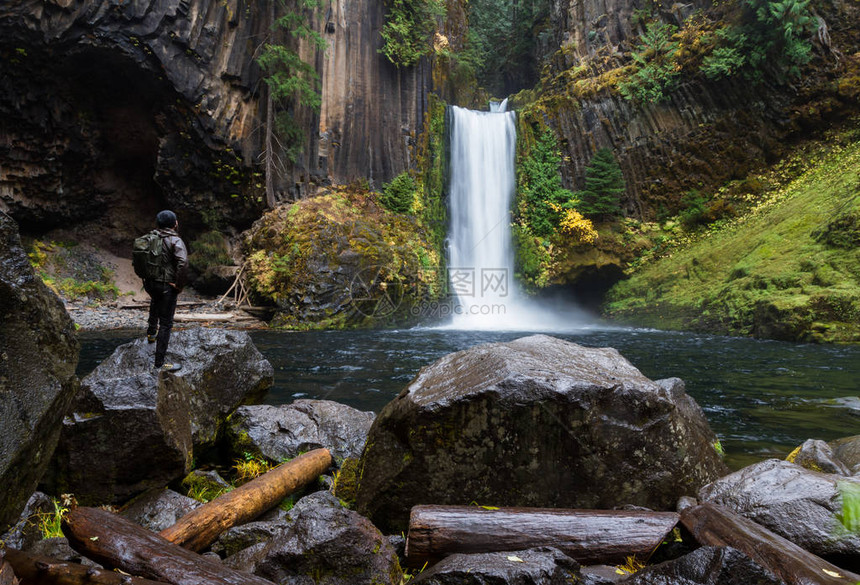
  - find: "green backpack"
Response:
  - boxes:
[132,230,167,281]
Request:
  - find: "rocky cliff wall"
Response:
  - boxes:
[542,0,859,217]
[306,0,434,190]
[0,0,269,245]
[0,0,436,245]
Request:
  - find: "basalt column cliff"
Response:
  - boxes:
[0,0,432,242]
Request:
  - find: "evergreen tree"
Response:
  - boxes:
[380,0,446,67]
[577,148,625,219]
[257,0,326,205]
[516,127,578,238]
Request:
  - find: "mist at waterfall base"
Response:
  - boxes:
[444,102,593,332]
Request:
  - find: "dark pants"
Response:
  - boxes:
[145,281,178,367]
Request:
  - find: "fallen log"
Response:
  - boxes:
[680,502,860,585]
[159,448,332,552]
[172,313,234,322]
[3,547,169,585]
[405,504,680,567]
[62,507,275,585]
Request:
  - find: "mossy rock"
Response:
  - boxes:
[332,457,360,508]
[242,187,445,329]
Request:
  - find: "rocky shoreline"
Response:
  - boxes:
[4,213,860,585]
[64,295,268,333]
[4,327,860,585]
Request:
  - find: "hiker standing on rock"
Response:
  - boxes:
[134,210,188,372]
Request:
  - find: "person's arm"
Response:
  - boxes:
[171,237,189,291]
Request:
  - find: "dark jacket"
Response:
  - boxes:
[153,227,188,290]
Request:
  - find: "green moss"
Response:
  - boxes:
[189,231,232,274]
[26,240,120,302]
[244,185,445,329]
[181,472,232,503]
[332,457,360,508]
[604,125,860,343]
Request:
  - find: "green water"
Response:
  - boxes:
[77,327,860,470]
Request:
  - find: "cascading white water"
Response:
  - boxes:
[446,101,592,330]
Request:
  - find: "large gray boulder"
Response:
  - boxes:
[0,212,79,531]
[224,400,375,464]
[356,334,728,532]
[229,491,402,585]
[698,459,860,564]
[44,328,273,504]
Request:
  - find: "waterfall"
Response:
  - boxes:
[445,101,592,330]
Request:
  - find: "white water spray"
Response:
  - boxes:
[445,101,593,330]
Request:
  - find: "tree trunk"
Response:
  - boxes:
[405,505,680,568]
[159,448,332,552]
[264,0,276,209]
[265,85,276,209]
[62,507,276,585]
[2,548,169,585]
[680,502,860,585]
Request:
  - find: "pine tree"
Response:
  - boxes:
[257,0,326,206]
[577,148,625,219]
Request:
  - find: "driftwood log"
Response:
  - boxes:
[159,448,332,552]
[2,547,170,585]
[405,505,680,567]
[172,313,234,322]
[62,507,276,585]
[681,502,860,585]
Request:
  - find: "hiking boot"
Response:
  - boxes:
[155,363,181,373]
[147,334,156,343]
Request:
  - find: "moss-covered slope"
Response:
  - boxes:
[243,186,445,330]
[604,126,860,343]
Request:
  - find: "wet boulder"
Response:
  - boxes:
[213,513,293,558]
[44,328,273,504]
[0,492,55,551]
[224,400,375,464]
[0,212,79,532]
[411,547,581,585]
[786,439,850,475]
[623,546,784,585]
[830,435,860,475]
[237,491,402,585]
[356,334,728,532]
[27,537,101,567]
[120,488,202,532]
[698,459,860,565]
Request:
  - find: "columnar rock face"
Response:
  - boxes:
[0,212,79,532]
[307,0,433,188]
[43,328,274,505]
[356,334,728,532]
[0,0,435,240]
[0,0,269,237]
[543,0,859,216]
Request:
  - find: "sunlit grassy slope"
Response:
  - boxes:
[604,127,860,343]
